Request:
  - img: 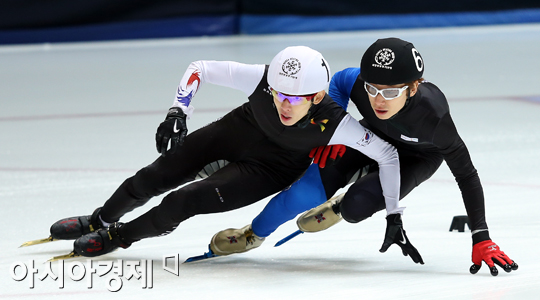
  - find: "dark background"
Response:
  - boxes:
[1,0,539,44]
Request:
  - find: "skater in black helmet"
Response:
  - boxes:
[46,45,412,259]
[209,38,517,276]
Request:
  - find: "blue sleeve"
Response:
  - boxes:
[328,67,360,111]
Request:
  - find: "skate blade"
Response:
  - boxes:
[184,245,220,263]
[183,253,221,264]
[19,236,58,248]
[274,230,303,247]
[47,251,81,262]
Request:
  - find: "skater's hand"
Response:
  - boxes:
[470,240,518,276]
[156,107,187,156]
[379,214,424,264]
[309,145,346,168]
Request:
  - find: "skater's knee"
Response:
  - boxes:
[341,196,372,223]
[341,209,370,223]
[339,189,383,224]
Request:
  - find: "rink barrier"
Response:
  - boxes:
[1,9,540,45]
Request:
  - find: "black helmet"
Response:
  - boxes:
[360,38,424,85]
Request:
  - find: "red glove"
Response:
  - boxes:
[309,145,346,168]
[470,240,518,276]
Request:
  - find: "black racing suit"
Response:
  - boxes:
[326,68,489,244]
[98,66,398,243]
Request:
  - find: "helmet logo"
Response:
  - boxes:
[373,48,395,70]
[412,48,423,72]
[321,59,329,82]
[280,58,301,79]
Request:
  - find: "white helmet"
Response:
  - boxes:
[267,46,330,95]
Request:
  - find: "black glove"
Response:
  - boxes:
[379,214,424,264]
[155,107,187,156]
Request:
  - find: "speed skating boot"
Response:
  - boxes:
[210,224,265,256]
[297,193,344,232]
[73,222,131,257]
[49,207,104,240]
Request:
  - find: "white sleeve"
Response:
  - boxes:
[172,60,266,118]
[329,114,404,215]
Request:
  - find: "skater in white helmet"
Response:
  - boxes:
[45,46,413,260]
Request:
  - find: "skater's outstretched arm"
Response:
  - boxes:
[156,61,266,156]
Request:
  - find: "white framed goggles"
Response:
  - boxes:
[364,82,408,100]
[270,87,316,106]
